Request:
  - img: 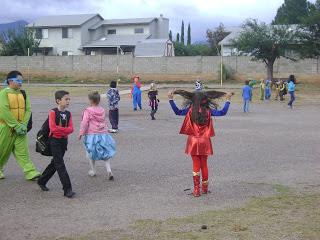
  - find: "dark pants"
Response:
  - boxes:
[279,91,285,101]
[150,106,158,119]
[109,109,119,129]
[38,138,72,193]
[288,91,295,107]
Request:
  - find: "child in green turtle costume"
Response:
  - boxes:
[0,71,40,180]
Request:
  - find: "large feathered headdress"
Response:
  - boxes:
[173,89,227,109]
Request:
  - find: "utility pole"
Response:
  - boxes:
[116,46,119,74]
[220,45,223,86]
[27,48,30,85]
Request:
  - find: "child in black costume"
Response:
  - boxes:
[148,83,159,120]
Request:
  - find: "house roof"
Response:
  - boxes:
[219,25,300,46]
[134,39,171,57]
[82,34,150,48]
[89,17,165,30]
[219,27,242,46]
[28,14,102,28]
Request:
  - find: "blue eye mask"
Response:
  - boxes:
[8,77,23,85]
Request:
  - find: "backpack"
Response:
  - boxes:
[20,90,32,132]
[36,108,64,156]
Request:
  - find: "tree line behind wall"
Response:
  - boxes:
[170,20,229,56]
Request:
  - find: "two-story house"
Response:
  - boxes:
[28,14,174,57]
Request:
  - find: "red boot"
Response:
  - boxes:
[202,180,208,194]
[193,173,201,197]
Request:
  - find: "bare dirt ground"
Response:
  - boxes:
[0,85,319,240]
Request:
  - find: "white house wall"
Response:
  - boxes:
[149,19,169,39]
[39,27,82,55]
[104,24,150,36]
[81,16,103,45]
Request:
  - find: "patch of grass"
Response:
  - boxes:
[59,188,320,240]
[22,86,109,98]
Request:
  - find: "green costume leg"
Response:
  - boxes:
[12,134,40,180]
[0,125,15,179]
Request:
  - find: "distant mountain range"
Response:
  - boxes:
[193,40,209,45]
[0,20,28,35]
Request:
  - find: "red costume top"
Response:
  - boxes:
[49,109,74,139]
[180,108,215,156]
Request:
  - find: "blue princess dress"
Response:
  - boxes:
[83,134,116,161]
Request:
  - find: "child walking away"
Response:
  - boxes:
[287,75,296,109]
[242,80,252,113]
[131,75,142,111]
[148,83,159,120]
[107,81,120,133]
[168,81,233,197]
[37,90,75,198]
[79,92,116,180]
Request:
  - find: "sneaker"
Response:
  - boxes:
[64,190,75,198]
[37,178,49,191]
[88,170,96,177]
[108,172,114,181]
[0,170,4,180]
[38,183,50,191]
[30,175,40,181]
[108,129,118,133]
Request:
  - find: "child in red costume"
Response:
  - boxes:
[130,75,142,111]
[168,81,233,197]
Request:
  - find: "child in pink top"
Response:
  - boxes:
[78,92,116,180]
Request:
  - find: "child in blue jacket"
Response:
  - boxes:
[287,75,296,109]
[242,80,252,113]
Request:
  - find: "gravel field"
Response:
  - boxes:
[0,86,319,240]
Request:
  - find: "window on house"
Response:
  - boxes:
[42,29,49,39]
[134,28,144,34]
[68,28,73,38]
[62,28,73,38]
[36,29,42,39]
[62,51,68,56]
[107,29,116,34]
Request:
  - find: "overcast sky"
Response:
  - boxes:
[1,0,316,41]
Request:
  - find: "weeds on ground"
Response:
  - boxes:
[60,185,320,240]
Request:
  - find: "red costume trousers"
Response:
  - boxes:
[191,155,208,181]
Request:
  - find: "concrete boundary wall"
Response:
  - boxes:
[0,55,319,81]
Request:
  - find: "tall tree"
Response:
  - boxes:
[206,23,230,55]
[187,23,191,45]
[0,27,40,56]
[181,21,185,45]
[176,33,180,42]
[300,0,320,57]
[169,30,173,41]
[232,19,303,80]
[273,0,314,24]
